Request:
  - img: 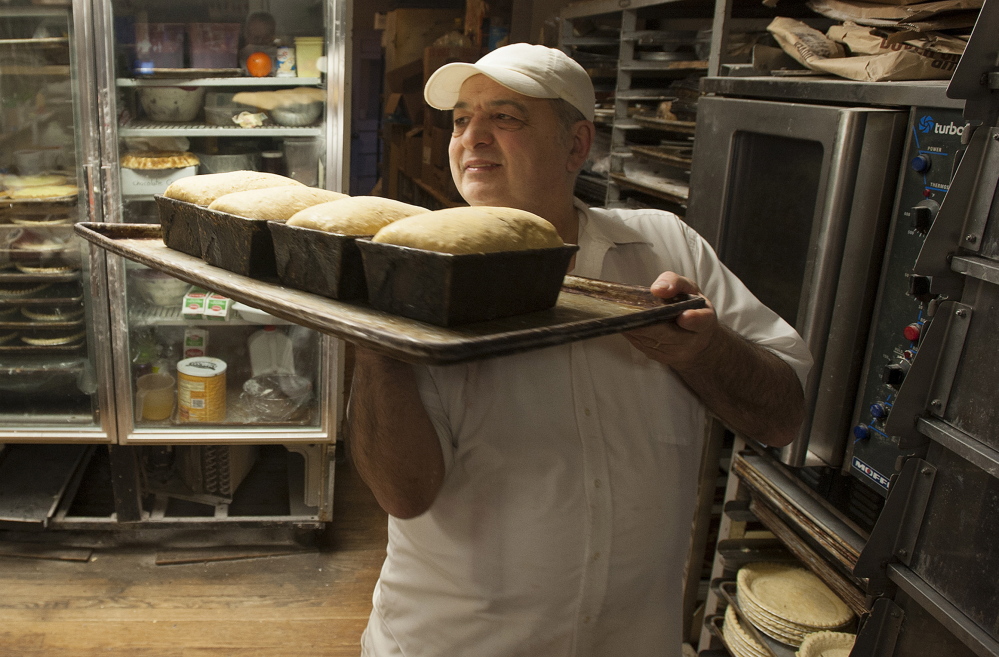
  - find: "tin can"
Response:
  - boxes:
[177,357,227,422]
[275,46,296,77]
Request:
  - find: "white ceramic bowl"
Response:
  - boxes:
[268,101,323,126]
[132,269,191,306]
[139,86,207,122]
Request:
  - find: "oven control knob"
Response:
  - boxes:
[911,154,932,173]
[910,204,937,233]
[870,402,889,419]
[853,424,870,441]
[882,359,911,387]
[903,322,923,342]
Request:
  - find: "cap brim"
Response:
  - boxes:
[424,62,558,110]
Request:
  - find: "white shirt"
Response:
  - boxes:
[361,201,812,657]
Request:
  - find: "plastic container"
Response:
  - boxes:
[202,90,256,126]
[248,326,295,377]
[120,164,198,196]
[195,151,260,174]
[293,36,323,77]
[134,23,185,71]
[187,23,241,69]
[276,46,296,77]
[282,136,321,186]
[177,356,227,422]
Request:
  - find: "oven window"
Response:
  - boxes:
[720,132,823,326]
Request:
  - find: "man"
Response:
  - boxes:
[349,43,812,656]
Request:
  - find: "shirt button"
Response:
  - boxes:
[584,408,591,416]
[594,479,601,488]
[593,552,600,561]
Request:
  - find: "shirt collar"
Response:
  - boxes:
[572,198,652,278]
[573,198,653,246]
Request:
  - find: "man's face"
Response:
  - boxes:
[449,75,572,211]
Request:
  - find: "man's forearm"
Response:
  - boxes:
[347,348,445,518]
[671,325,805,447]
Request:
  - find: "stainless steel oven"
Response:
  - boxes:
[686,95,908,468]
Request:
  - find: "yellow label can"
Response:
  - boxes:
[177,357,227,422]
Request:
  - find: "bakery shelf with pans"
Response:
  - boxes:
[608,172,689,206]
[628,145,693,169]
[0,283,82,306]
[117,120,323,138]
[118,76,322,87]
[0,341,86,355]
[0,270,79,284]
[0,318,84,331]
[74,222,707,366]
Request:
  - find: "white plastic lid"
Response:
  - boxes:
[177,357,227,377]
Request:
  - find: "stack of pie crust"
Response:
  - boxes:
[737,563,854,647]
[120,150,200,170]
[795,631,856,657]
[723,603,769,657]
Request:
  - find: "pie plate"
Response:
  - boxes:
[795,631,856,657]
[724,604,769,657]
[738,563,853,630]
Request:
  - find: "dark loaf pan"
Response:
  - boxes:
[155,195,203,257]
[356,240,579,326]
[267,221,368,300]
[198,210,278,279]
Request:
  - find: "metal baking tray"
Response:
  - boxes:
[74,222,708,365]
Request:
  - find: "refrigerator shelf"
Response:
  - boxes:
[130,302,293,326]
[117,76,322,87]
[118,120,323,138]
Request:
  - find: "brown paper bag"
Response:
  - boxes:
[767,17,964,81]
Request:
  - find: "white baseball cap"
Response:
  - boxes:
[424,43,596,123]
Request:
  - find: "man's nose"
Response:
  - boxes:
[460,114,493,148]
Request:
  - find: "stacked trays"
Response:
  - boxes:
[1,185,86,354]
[736,563,854,648]
[723,604,770,657]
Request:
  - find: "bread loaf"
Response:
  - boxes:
[208,187,348,221]
[164,171,303,206]
[287,196,426,235]
[371,206,563,254]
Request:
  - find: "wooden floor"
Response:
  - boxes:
[0,450,388,657]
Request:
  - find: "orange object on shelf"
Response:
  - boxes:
[246,51,272,77]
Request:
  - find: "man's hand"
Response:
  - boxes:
[624,271,805,448]
[623,272,718,370]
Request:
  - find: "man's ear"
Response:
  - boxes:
[567,120,595,173]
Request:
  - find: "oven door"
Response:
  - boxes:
[686,96,907,467]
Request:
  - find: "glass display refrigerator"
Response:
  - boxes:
[0,0,114,443]
[0,0,350,528]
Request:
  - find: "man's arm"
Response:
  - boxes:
[347,347,445,518]
[625,272,806,447]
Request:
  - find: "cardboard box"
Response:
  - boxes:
[383,9,463,72]
[423,45,480,84]
[423,124,451,171]
[403,126,424,180]
[203,293,232,321]
[383,92,425,126]
[385,59,424,95]
[383,123,406,199]
[182,287,209,320]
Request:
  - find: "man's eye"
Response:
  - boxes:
[494,114,525,129]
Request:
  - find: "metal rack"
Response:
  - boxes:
[558,0,711,215]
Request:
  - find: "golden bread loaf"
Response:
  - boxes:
[286,196,426,235]
[207,187,348,221]
[371,206,564,254]
[164,171,303,206]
